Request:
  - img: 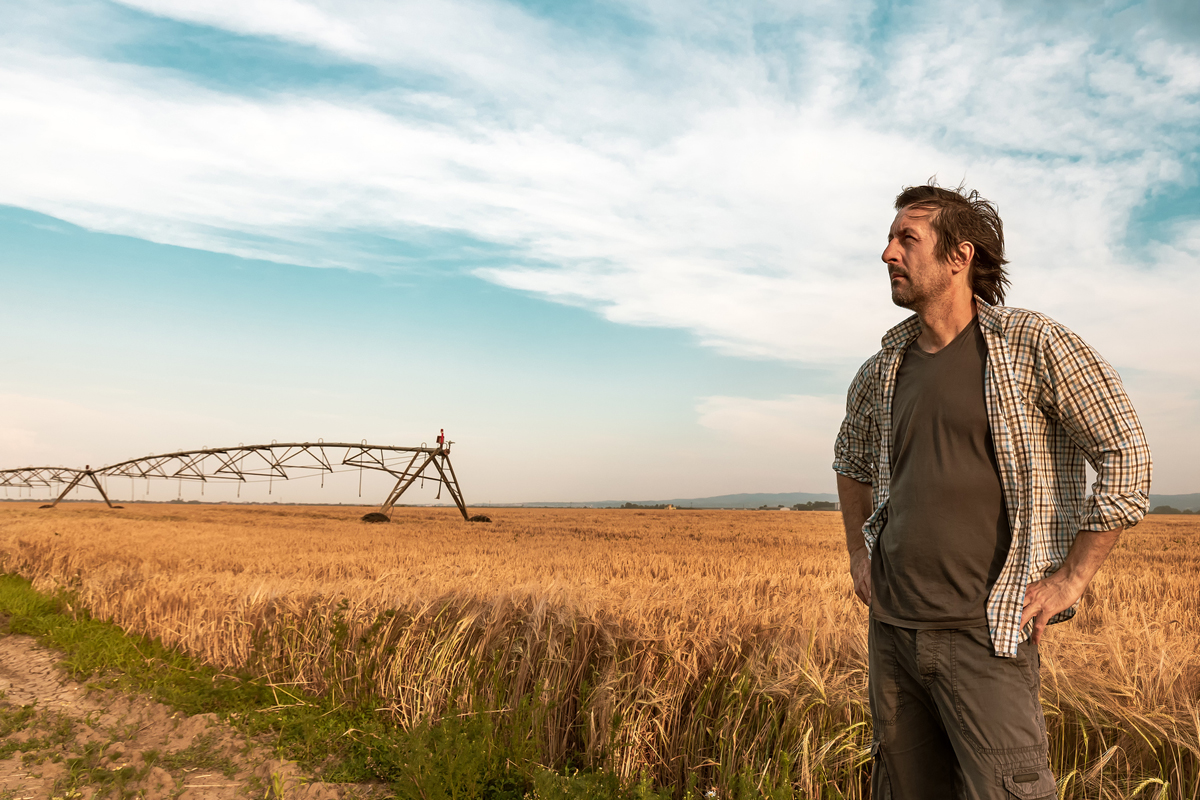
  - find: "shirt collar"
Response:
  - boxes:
[880,295,1000,350]
[880,315,921,350]
[974,295,1004,335]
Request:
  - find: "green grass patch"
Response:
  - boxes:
[0,704,76,762]
[151,731,239,779]
[0,574,681,800]
[56,739,157,800]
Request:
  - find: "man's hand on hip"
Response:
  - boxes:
[850,548,872,606]
[1019,572,1078,644]
[1020,527,1122,644]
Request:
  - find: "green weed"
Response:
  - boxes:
[154,731,239,778]
[0,574,691,798]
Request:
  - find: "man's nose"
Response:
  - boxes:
[882,241,899,263]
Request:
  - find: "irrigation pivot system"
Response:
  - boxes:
[0,441,469,521]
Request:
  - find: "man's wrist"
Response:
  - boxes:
[1044,566,1085,604]
[1050,527,1121,599]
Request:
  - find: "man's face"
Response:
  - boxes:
[882,206,951,310]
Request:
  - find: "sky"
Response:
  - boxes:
[1,0,1198,506]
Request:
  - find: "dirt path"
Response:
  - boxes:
[0,634,387,799]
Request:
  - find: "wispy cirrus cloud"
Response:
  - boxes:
[2,1,1194,355]
[2,0,1198,489]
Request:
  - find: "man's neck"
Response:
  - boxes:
[915,292,977,354]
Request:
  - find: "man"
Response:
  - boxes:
[832,183,1151,799]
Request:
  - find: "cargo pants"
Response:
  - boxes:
[868,619,1056,800]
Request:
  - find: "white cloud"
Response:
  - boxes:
[2,0,1199,489]
[2,2,1194,359]
[113,0,370,57]
[696,393,846,489]
[696,393,844,445]
[0,393,112,467]
[0,426,39,461]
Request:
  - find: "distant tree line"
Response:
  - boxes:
[1150,506,1196,515]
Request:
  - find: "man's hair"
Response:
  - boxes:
[894,181,1010,305]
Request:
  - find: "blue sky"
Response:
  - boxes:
[1,0,1198,504]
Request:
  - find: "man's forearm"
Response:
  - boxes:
[836,473,873,556]
[837,473,874,606]
[1056,528,1122,597]
[1020,526,1122,642]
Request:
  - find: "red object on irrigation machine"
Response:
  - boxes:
[0,440,468,522]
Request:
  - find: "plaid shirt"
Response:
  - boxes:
[833,298,1151,657]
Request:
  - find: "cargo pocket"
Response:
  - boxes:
[868,619,903,727]
[870,740,893,800]
[1017,642,1048,742]
[1003,765,1055,799]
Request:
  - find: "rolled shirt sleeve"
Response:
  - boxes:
[833,356,879,486]
[1039,323,1152,531]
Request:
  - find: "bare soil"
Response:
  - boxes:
[0,634,388,800]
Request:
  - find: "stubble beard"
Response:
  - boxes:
[890,268,950,313]
[891,282,917,310]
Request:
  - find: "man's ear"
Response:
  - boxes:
[949,240,974,275]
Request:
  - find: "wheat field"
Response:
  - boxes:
[1,503,1197,798]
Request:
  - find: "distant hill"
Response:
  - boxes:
[1149,493,1200,512]
[487,491,1198,512]
[490,491,839,509]
[654,492,839,509]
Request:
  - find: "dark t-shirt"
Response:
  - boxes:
[871,317,1012,629]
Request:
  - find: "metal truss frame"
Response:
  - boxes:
[0,442,469,520]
